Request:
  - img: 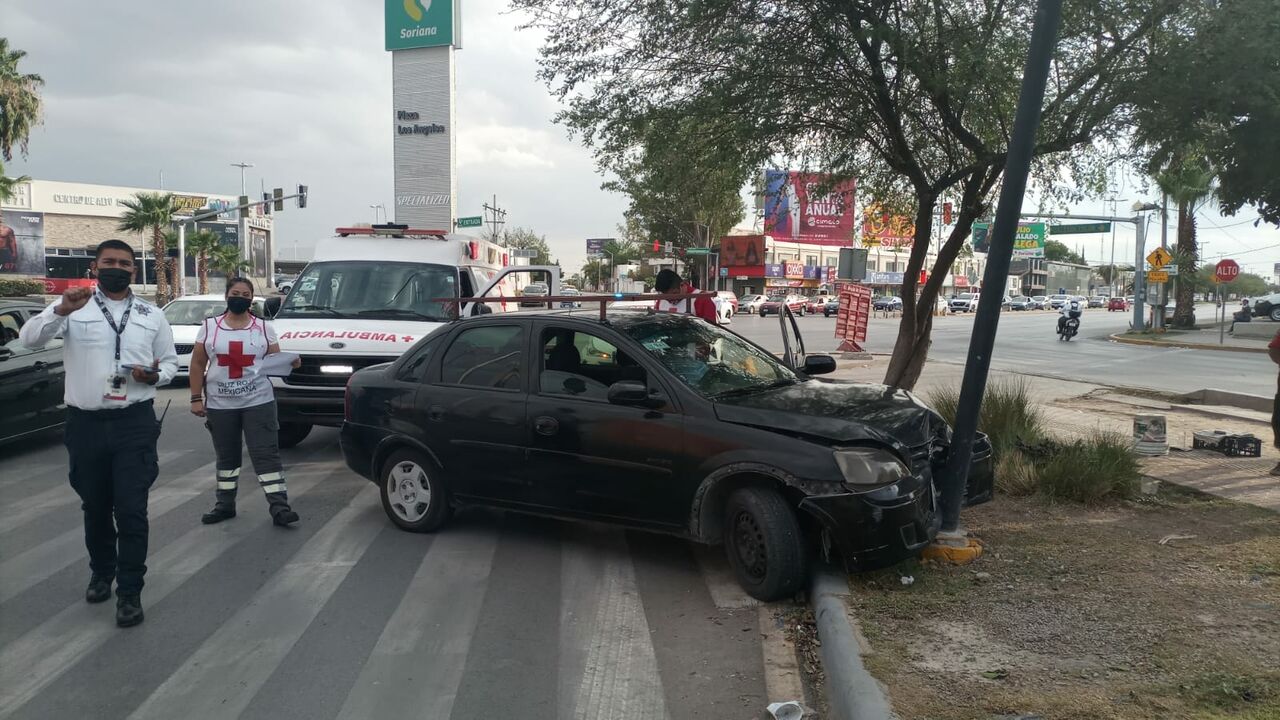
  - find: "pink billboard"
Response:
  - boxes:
[763,171,857,247]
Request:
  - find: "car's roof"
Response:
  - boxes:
[166,294,266,303]
[464,306,704,330]
[1,299,43,308]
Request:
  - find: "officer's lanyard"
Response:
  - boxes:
[93,291,134,363]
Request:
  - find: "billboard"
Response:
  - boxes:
[0,210,45,275]
[386,0,457,50]
[794,174,856,245]
[763,170,791,236]
[1012,222,1047,258]
[861,203,916,248]
[720,235,765,266]
[586,238,608,257]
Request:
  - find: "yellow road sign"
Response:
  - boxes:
[1147,247,1173,269]
[1146,270,1169,283]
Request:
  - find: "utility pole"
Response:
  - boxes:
[936,0,1064,539]
[231,162,254,277]
[483,195,507,242]
[230,162,254,196]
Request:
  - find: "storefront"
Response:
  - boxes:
[721,234,838,297]
[1,179,270,292]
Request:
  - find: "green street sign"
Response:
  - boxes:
[685,247,711,256]
[1050,222,1112,235]
[386,0,455,50]
[456,216,482,228]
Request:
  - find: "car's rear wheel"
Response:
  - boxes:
[379,449,451,532]
[1270,307,1280,322]
[278,422,312,449]
[722,487,807,601]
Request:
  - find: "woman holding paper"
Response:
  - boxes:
[189,277,302,526]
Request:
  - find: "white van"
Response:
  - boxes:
[267,225,558,447]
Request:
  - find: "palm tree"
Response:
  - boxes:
[118,192,177,304]
[185,229,223,294]
[209,244,251,280]
[1153,155,1216,329]
[0,166,29,203]
[0,39,44,162]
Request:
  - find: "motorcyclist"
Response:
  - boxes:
[1057,297,1083,334]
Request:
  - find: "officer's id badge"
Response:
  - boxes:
[104,370,128,401]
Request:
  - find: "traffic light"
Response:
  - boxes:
[273,187,284,212]
[261,192,273,215]
[652,240,660,253]
[238,195,250,219]
[297,184,308,209]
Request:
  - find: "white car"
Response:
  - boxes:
[948,293,979,313]
[163,294,265,379]
[738,294,766,314]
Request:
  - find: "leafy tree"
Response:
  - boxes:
[1134,0,1280,226]
[0,167,28,203]
[209,244,251,279]
[516,0,1184,388]
[118,192,177,304]
[1045,240,1086,266]
[503,226,557,266]
[0,38,43,162]
[1153,155,1215,327]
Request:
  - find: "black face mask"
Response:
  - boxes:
[226,296,252,315]
[96,267,132,293]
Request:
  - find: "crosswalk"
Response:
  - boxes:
[0,452,799,720]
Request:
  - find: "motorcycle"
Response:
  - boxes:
[1058,310,1081,341]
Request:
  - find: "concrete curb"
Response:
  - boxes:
[1108,333,1267,354]
[810,570,897,720]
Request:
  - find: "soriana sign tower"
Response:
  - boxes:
[386,0,463,230]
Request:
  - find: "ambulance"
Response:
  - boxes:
[265,224,559,448]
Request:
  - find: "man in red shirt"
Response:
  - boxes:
[654,269,718,324]
[1270,330,1280,475]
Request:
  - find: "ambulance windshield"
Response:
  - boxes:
[277,261,458,321]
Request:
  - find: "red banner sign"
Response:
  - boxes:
[834,284,872,352]
[795,173,857,246]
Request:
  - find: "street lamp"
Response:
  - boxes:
[1130,201,1161,331]
[369,204,386,223]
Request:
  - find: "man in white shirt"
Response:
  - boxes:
[1057,297,1082,334]
[19,239,178,628]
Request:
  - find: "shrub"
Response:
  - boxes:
[0,278,46,297]
[995,450,1039,497]
[1033,431,1142,504]
[927,377,1044,461]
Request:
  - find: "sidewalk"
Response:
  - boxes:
[829,359,1280,513]
[1110,324,1271,353]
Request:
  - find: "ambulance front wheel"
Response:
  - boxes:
[278,422,312,449]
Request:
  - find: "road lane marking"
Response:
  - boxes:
[125,486,383,720]
[560,526,668,720]
[693,543,760,609]
[335,526,499,720]
[0,472,332,718]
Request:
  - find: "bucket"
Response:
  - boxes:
[1134,414,1169,456]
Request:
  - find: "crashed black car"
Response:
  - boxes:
[340,309,992,601]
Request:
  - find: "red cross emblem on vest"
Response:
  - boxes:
[216,340,256,379]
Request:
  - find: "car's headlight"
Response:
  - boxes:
[832,448,911,488]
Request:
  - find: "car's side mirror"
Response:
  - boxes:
[471,303,494,316]
[802,354,837,376]
[264,296,282,318]
[607,380,659,407]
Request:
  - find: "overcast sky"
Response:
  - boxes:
[4,0,1277,277]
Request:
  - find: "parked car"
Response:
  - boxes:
[873,296,903,312]
[520,282,550,308]
[1087,296,1107,309]
[1008,296,1033,311]
[806,295,832,314]
[716,291,739,323]
[1107,297,1129,312]
[163,294,267,379]
[0,300,67,444]
[1030,295,1049,310]
[273,273,298,294]
[823,298,841,317]
[1251,292,1280,321]
[341,309,994,600]
[949,293,979,313]
[759,294,808,316]
[738,294,766,315]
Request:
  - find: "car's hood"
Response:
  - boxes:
[170,324,202,343]
[713,379,945,449]
[272,318,442,355]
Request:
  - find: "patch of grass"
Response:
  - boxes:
[1179,671,1280,713]
[995,450,1039,496]
[927,377,1044,461]
[1033,431,1142,504]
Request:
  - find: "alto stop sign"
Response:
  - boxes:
[1214,259,1240,283]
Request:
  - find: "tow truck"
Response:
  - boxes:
[264,224,560,447]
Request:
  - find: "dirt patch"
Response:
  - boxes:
[850,489,1280,719]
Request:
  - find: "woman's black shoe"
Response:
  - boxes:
[272,510,300,527]
[85,575,113,604]
[201,507,236,525]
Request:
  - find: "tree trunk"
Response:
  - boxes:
[1172,201,1197,328]
[151,226,169,305]
[197,255,208,294]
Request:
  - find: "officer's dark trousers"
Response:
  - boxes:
[65,400,160,596]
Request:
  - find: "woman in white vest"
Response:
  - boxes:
[189,278,301,526]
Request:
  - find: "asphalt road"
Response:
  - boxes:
[732,304,1271,397]
[0,386,786,720]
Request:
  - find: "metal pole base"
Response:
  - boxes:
[922,529,984,565]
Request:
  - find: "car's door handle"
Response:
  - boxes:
[426,405,444,422]
[534,416,559,436]
[32,361,47,369]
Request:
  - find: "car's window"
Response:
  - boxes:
[440,325,524,390]
[0,310,24,347]
[397,334,445,382]
[164,300,230,325]
[539,327,644,401]
[624,318,796,398]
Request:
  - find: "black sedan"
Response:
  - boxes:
[340,310,992,600]
[1,300,66,444]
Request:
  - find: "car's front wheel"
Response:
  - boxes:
[379,449,451,532]
[723,487,807,601]
[1270,307,1280,322]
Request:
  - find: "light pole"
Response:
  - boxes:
[1131,201,1161,331]
[369,204,386,223]
[231,163,254,274]
[230,162,254,196]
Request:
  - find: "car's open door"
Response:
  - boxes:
[778,304,806,371]
[467,265,561,316]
